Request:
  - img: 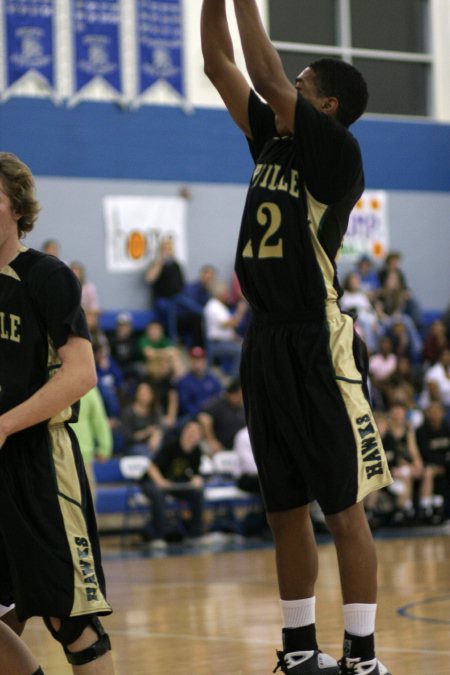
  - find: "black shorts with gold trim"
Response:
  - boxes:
[0,422,112,622]
[240,304,392,515]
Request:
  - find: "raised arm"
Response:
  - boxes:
[233,0,297,132]
[201,0,252,137]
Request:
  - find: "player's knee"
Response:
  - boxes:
[43,614,111,666]
[325,501,368,538]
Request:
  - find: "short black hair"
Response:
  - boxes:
[309,58,369,127]
[226,377,242,394]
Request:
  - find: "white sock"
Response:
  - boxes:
[343,603,377,637]
[433,494,444,507]
[420,496,432,508]
[280,597,315,628]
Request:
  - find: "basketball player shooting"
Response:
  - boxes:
[201,2,393,674]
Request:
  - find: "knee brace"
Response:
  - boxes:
[43,614,111,666]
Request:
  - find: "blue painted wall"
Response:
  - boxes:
[1,98,450,192]
[2,98,449,312]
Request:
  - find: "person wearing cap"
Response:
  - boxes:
[175,347,223,422]
[108,312,141,377]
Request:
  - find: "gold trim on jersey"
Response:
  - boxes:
[0,265,20,281]
[325,305,392,501]
[49,424,111,617]
[305,187,339,305]
[0,245,28,277]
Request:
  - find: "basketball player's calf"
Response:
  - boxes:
[44,614,112,669]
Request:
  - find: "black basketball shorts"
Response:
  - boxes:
[0,422,112,622]
[240,304,392,515]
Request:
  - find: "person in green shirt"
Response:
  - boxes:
[71,386,113,496]
[137,321,185,378]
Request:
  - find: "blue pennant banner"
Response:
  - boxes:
[5,0,54,90]
[137,0,184,98]
[72,0,122,95]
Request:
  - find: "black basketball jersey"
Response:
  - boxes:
[235,91,364,313]
[0,246,90,420]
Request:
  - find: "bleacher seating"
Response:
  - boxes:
[99,309,158,333]
[99,307,442,338]
[93,456,263,541]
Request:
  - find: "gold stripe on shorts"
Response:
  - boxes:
[49,425,111,617]
[326,306,393,502]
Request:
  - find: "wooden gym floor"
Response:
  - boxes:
[23,528,450,674]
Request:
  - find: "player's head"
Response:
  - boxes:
[306,58,369,127]
[0,152,40,237]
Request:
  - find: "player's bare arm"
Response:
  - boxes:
[232,0,297,133]
[201,0,252,137]
[0,335,96,446]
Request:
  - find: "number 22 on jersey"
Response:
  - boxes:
[242,202,284,259]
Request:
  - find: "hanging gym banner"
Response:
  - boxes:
[341,191,389,262]
[103,195,187,273]
[136,0,184,101]
[4,0,55,97]
[71,0,122,104]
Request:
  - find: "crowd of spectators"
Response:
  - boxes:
[344,252,450,528]
[45,238,450,545]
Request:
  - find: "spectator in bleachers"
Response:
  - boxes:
[136,319,172,356]
[378,250,422,328]
[226,273,251,338]
[369,335,397,407]
[144,353,179,429]
[177,264,217,346]
[145,237,204,344]
[71,385,113,497]
[145,237,184,338]
[175,346,223,422]
[385,381,424,431]
[416,401,450,523]
[121,381,164,458]
[383,355,421,412]
[339,271,381,352]
[381,399,424,523]
[203,281,245,377]
[138,420,207,548]
[422,318,449,366]
[107,312,143,399]
[41,237,62,258]
[420,348,450,423]
[198,377,246,454]
[70,260,101,332]
[94,342,125,453]
[385,317,421,363]
[108,312,139,372]
[354,254,381,302]
[135,319,184,378]
[183,264,216,307]
[228,271,244,308]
